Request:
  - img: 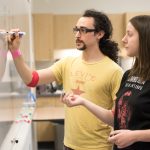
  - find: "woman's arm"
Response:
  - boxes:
[135,129,150,142]
[108,129,150,149]
[62,93,114,126]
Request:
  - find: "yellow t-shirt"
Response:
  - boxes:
[51,56,123,150]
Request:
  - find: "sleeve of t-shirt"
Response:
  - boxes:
[110,68,124,100]
[50,57,68,84]
[116,70,130,97]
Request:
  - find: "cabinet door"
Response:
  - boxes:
[36,97,63,142]
[108,13,125,49]
[33,14,54,61]
[125,12,150,23]
[120,12,150,57]
[53,14,81,50]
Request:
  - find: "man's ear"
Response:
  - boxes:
[97,30,105,40]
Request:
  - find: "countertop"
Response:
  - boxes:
[32,106,64,121]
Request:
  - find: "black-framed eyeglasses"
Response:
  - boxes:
[73,27,96,35]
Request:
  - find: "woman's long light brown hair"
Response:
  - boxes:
[129,15,150,81]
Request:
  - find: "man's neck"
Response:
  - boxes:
[82,48,105,62]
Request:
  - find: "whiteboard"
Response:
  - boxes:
[0,0,33,146]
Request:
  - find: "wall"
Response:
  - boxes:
[32,0,150,14]
[32,0,150,71]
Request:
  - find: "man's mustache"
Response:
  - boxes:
[76,39,83,43]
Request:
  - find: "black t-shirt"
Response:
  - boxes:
[114,70,150,150]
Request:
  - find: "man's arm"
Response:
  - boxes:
[8,29,56,86]
[62,94,114,126]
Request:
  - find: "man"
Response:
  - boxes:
[9,9,123,150]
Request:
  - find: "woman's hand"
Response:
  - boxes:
[7,29,21,51]
[108,130,136,149]
[61,92,85,107]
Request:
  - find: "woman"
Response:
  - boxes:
[62,15,150,150]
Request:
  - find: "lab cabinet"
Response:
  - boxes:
[32,14,54,61]
[32,14,81,60]
[35,97,63,142]
[53,14,81,50]
[108,13,125,49]
[33,13,126,60]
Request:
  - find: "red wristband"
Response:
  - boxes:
[27,71,39,87]
[11,49,21,59]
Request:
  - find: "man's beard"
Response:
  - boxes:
[76,40,87,51]
[77,44,86,51]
